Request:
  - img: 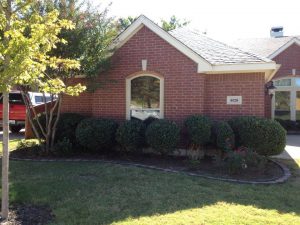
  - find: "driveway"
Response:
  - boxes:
[273,135,300,160]
[0,129,25,141]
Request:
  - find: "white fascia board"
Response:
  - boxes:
[111,15,212,72]
[268,38,300,59]
[208,62,278,73]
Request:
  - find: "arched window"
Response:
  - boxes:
[126,74,164,120]
[273,77,300,121]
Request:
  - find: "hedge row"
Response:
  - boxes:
[53,113,286,156]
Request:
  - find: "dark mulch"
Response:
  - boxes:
[2,204,54,225]
[10,148,284,182]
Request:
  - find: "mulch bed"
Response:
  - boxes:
[10,149,284,182]
[2,204,54,225]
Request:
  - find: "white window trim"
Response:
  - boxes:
[272,77,300,121]
[126,74,164,120]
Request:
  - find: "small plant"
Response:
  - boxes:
[116,120,145,153]
[17,139,40,150]
[145,119,180,155]
[52,138,73,156]
[184,115,212,148]
[16,139,41,156]
[186,159,201,171]
[224,147,267,174]
[76,118,118,152]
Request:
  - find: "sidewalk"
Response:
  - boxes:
[273,135,300,160]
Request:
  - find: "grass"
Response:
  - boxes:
[0,157,298,225]
[0,139,21,155]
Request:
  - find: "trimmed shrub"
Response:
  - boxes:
[228,116,286,156]
[55,113,86,144]
[143,116,159,128]
[53,137,73,156]
[184,115,212,147]
[145,119,180,155]
[76,118,118,152]
[116,120,145,152]
[212,121,235,151]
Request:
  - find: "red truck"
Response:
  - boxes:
[0,91,27,133]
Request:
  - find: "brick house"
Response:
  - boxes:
[61,15,278,124]
[231,28,300,121]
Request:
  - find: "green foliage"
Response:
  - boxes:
[76,118,118,152]
[161,15,190,31]
[145,119,180,155]
[211,121,235,151]
[228,116,286,156]
[224,147,268,174]
[116,120,145,152]
[143,116,159,128]
[56,113,86,144]
[34,0,117,79]
[117,16,137,32]
[184,115,212,147]
[0,6,84,92]
[17,139,40,151]
[53,137,73,156]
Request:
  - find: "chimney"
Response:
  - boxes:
[270,26,284,38]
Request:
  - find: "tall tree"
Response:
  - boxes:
[0,0,85,219]
[117,15,189,32]
[161,15,189,31]
[116,16,137,32]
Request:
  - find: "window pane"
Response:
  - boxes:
[131,76,160,120]
[275,91,291,120]
[296,78,300,87]
[274,79,291,87]
[297,92,300,120]
[9,93,25,105]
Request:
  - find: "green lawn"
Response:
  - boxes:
[0,158,298,225]
[0,139,21,155]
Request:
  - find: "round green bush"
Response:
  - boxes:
[184,115,212,146]
[76,118,118,151]
[116,120,145,152]
[228,116,286,156]
[212,121,235,151]
[145,119,180,155]
[56,113,86,144]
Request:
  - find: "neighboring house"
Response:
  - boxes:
[230,27,300,121]
[61,15,278,123]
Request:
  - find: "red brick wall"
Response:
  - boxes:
[204,73,265,119]
[61,78,92,116]
[272,43,300,79]
[62,26,266,123]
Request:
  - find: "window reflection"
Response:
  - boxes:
[275,91,291,120]
[130,76,160,120]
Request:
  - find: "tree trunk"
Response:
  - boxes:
[1,91,9,219]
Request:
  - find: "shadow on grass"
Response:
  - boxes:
[6,158,300,225]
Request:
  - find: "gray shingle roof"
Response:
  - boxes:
[228,36,300,58]
[169,28,272,65]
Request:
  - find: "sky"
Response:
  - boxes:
[91,0,300,41]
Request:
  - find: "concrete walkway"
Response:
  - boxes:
[273,135,300,160]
